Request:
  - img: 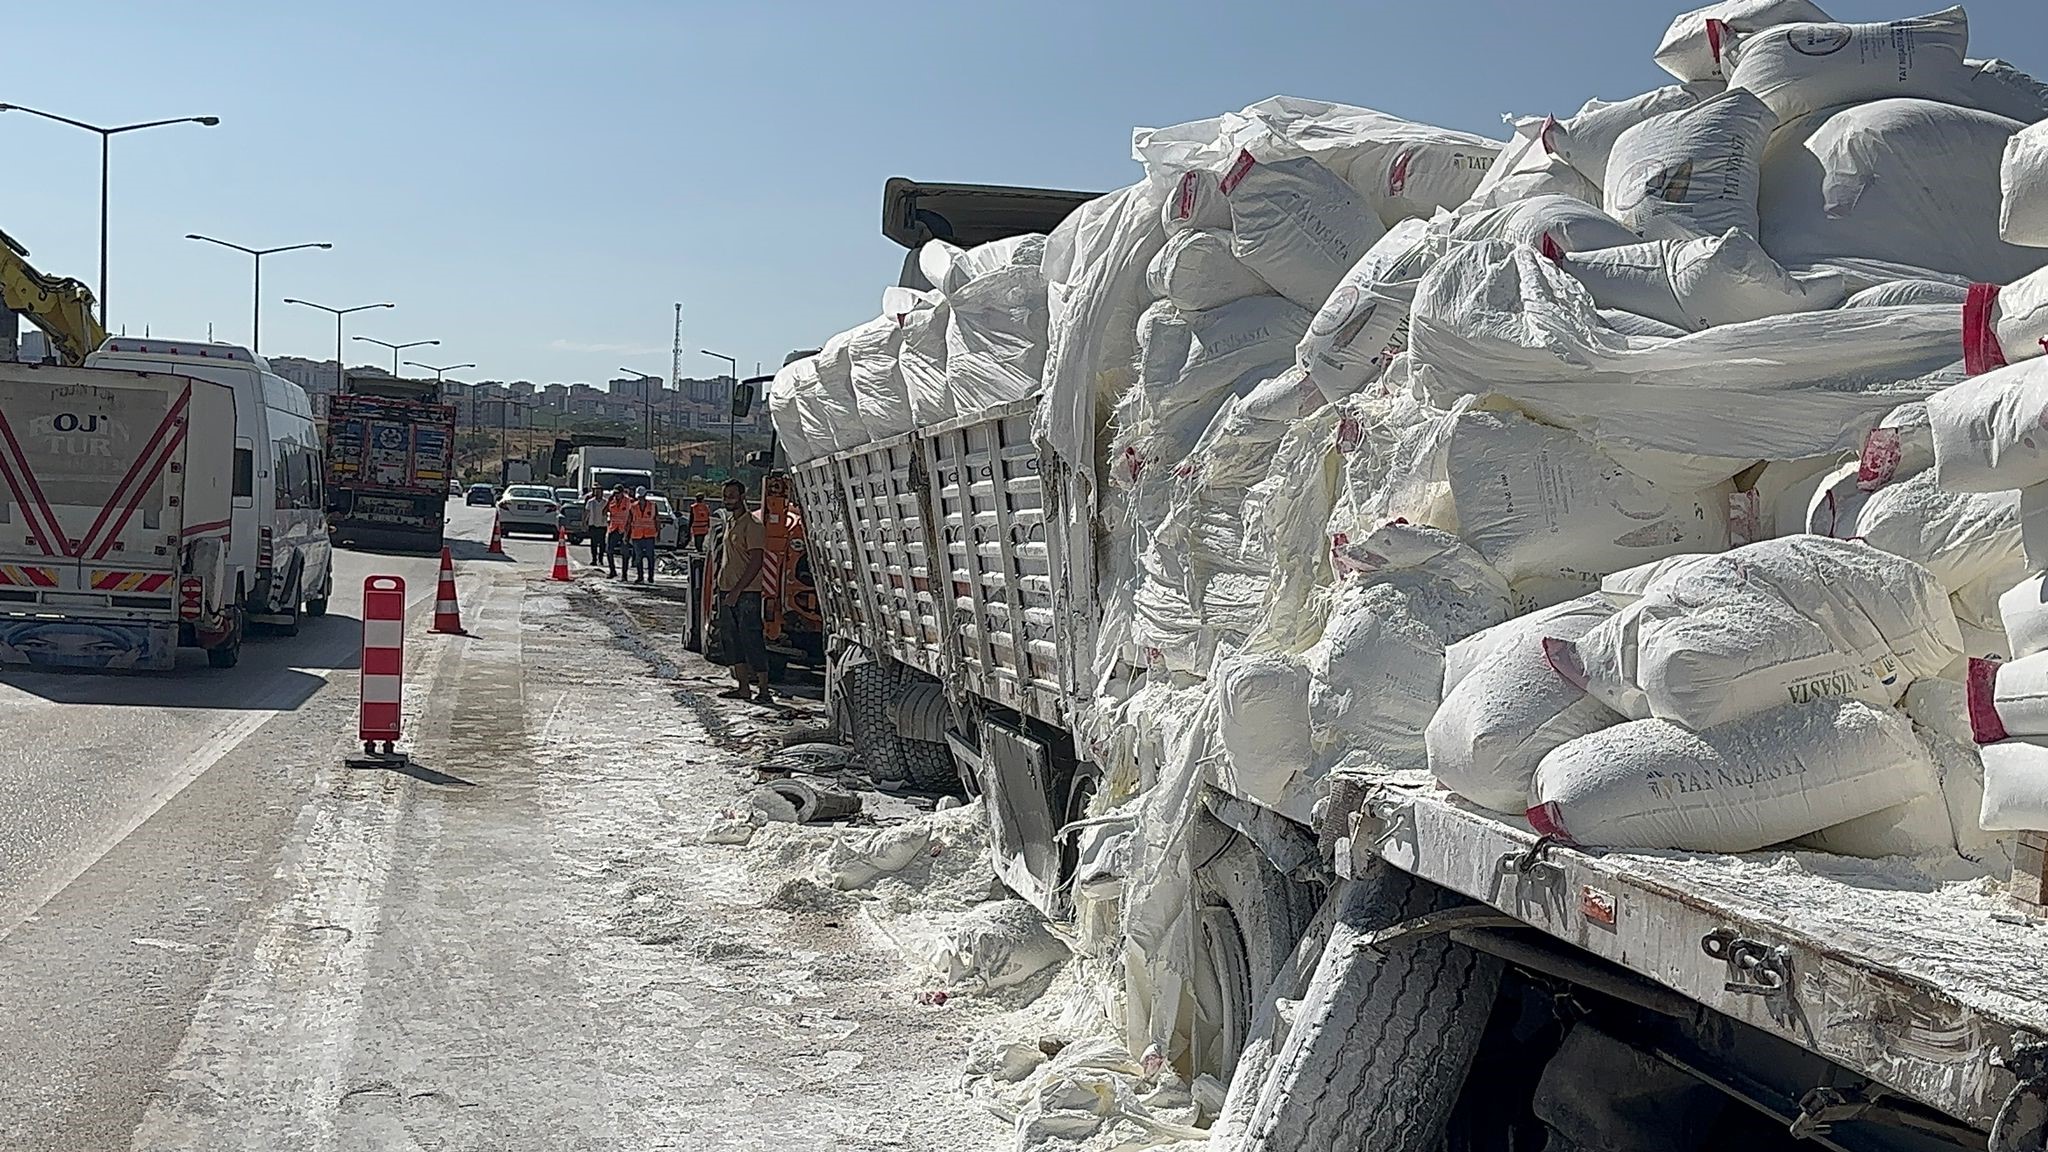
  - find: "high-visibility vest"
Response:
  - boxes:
[690,502,710,534]
[628,499,659,539]
[606,496,631,531]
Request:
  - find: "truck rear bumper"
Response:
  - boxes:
[0,613,178,671]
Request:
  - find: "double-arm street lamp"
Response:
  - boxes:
[405,360,475,381]
[616,367,659,451]
[281,298,394,392]
[702,350,739,473]
[184,235,330,354]
[354,335,438,378]
[0,104,220,331]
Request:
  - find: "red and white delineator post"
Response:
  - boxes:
[358,575,406,758]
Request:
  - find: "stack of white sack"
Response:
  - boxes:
[1509,536,1975,853]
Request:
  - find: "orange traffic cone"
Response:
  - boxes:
[550,529,571,582]
[431,547,467,635]
[486,514,505,555]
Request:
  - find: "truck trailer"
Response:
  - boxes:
[323,374,455,553]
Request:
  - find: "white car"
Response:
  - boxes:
[648,496,683,550]
[496,484,562,536]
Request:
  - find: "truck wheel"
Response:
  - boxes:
[1191,826,1324,1082]
[898,737,957,793]
[1225,864,1503,1152]
[206,614,243,669]
[843,661,909,788]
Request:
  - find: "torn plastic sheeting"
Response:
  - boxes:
[899,299,953,426]
[1121,691,1219,1054]
[944,261,1050,414]
[1406,240,1965,462]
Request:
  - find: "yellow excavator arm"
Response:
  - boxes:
[0,228,104,365]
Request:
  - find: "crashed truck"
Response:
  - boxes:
[775,6,2048,1148]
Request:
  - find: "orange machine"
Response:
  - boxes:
[699,472,823,674]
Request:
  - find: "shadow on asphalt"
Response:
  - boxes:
[349,758,477,788]
[446,539,515,563]
[0,615,362,709]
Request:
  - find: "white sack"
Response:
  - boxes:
[1530,698,1933,853]
[1450,194,1638,258]
[1604,89,1775,241]
[1175,296,1313,421]
[1759,99,2045,286]
[1407,241,1964,462]
[1465,116,1602,210]
[1980,735,2048,831]
[1561,229,1844,332]
[1967,271,2048,376]
[1427,596,1620,813]
[767,357,820,465]
[1653,0,1831,83]
[1038,180,1167,474]
[2003,119,2048,247]
[814,328,878,450]
[1369,137,1502,226]
[1147,229,1270,312]
[845,314,912,440]
[2002,572,2048,659]
[1553,84,1718,189]
[1852,468,2024,596]
[1961,58,2048,125]
[945,261,1049,415]
[1928,359,2048,492]
[918,240,970,296]
[1560,535,1962,730]
[1844,280,1970,309]
[1220,150,1385,310]
[1297,218,1440,402]
[1728,456,1837,544]
[1216,653,1313,804]
[1975,650,2048,741]
[1724,7,1971,125]
[899,301,952,426]
[1599,310,1689,339]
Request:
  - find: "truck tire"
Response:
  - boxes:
[1191,826,1324,1082]
[206,613,243,669]
[842,661,909,788]
[885,666,960,793]
[1226,864,1503,1152]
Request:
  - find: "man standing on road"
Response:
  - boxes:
[582,487,607,565]
[689,495,711,553]
[715,478,773,705]
[605,484,633,580]
[628,487,660,584]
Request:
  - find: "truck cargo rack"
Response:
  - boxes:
[1345,783,2048,1132]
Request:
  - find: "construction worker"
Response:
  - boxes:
[715,478,773,705]
[604,483,633,579]
[582,487,607,565]
[689,495,712,552]
[627,486,661,584]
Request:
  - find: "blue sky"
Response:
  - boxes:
[6,1,2046,387]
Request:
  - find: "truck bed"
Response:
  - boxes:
[1347,779,2045,1131]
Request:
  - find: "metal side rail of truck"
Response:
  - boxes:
[0,362,243,670]
[785,179,2048,1150]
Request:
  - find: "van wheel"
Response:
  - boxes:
[305,570,331,618]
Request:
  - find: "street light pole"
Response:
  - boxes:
[405,360,475,382]
[185,235,329,354]
[283,299,394,395]
[701,350,739,475]
[0,105,220,331]
[354,335,439,378]
[617,367,659,452]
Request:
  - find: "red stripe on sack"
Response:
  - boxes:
[1705,19,1725,72]
[1964,282,2008,376]
[1525,802,1574,843]
[1542,635,1590,691]
[1173,171,1199,222]
[80,389,190,559]
[0,411,65,556]
[1857,427,1902,492]
[90,421,189,560]
[1968,657,2009,744]
[1219,149,1256,195]
[1539,233,1565,263]
[1387,147,1415,197]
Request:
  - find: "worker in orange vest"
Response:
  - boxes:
[627,487,661,584]
[689,495,711,552]
[604,484,633,580]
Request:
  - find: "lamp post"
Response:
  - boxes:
[616,367,659,451]
[184,235,329,354]
[405,360,475,382]
[701,350,739,475]
[283,298,394,395]
[0,104,220,331]
[354,335,438,378]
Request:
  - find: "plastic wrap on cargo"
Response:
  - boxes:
[1598,310,1688,339]
[767,357,820,465]
[1406,240,1965,462]
[899,300,952,426]
[1559,535,1962,730]
[1427,595,1621,813]
[944,261,1049,414]
[2004,119,2048,248]
[1652,0,1831,83]
[1218,149,1385,310]
[812,329,876,452]
[1723,7,1971,125]
[1147,228,1270,312]
[1037,180,1167,471]
[1760,99,2046,286]
[1530,698,1933,853]
[1297,217,1443,403]
[1929,359,2048,492]
[1603,89,1774,241]
[845,314,913,441]
[1561,229,1844,333]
